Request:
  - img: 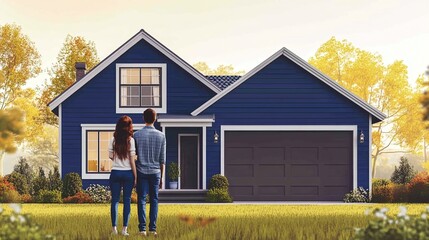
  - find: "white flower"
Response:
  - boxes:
[380,207,389,214]
[0,206,3,213]
[18,215,26,223]
[9,203,21,213]
[364,209,371,216]
[422,213,428,220]
[404,215,410,221]
[375,211,386,219]
[388,219,393,224]
[398,206,407,217]
[10,215,16,222]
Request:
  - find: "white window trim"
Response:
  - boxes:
[81,124,145,180]
[116,63,167,114]
[220,125,358,189]
[178,134,200,190]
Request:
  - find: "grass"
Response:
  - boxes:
[3,203,429,240]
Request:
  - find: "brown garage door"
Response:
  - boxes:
[225,131,353,201]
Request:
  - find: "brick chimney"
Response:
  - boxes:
[75,62,86,81]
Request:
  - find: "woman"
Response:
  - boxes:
[109,115,137,236]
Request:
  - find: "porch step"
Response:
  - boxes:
[159,190,208,203]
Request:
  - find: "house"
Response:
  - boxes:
[49,29,385,201]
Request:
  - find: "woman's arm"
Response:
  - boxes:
[130,138,137,187]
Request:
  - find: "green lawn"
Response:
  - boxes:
[5,203,429,240]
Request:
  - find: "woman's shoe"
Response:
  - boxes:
[121,230,129,236]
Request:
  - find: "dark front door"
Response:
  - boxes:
[225,131,353,201]
[179,135,199,189]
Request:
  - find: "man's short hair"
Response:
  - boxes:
[143,108,156,124]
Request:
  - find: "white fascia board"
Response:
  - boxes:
[49,30,220,110]
[192,47,386,122]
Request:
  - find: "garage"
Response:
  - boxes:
[224,129,354,201]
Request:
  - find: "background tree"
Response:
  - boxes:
[5,171,29,194]
[48,166,62,192]
[0,108,24,175]
[13,157,34,191]
[422,66,429,123]
[32,167,48,196]
[39,35,99,126]
[309,37,416,178]
[193,62,245,75]
[390,157,416,184]
[0,23,41,176]
[25,125,59,171]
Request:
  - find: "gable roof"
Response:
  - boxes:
[48,29,221,110]
[206,75,241,90]
[191,47,387,122]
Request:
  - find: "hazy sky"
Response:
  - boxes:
[1,0,428,173]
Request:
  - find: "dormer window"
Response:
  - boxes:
[116,63,167,113]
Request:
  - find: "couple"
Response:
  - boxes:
[108,108,165,237]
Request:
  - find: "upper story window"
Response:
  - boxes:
[116,64,167,114]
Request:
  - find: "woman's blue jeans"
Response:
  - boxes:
[110,170,134,227]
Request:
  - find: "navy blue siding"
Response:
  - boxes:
[202,56,371,190]
[61,38,215,188]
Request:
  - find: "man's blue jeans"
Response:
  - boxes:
[109,170,134,227]
[137,171,160,232]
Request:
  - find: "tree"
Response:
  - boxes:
[13,157,34,191]
[5,172,29,194]
[309,37,415,178]
[0,108,24,175]
[48,166,62,192]
[391,157,416,184]
[422,66,429,123]
[32,167,48,196]
[25,125,59,171]
[39,35,99,126]
[0,23,41,176]
[193,62,245,75]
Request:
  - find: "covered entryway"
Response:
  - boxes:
[222,126,356,201]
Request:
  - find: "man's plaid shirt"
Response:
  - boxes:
[133,126,166,174]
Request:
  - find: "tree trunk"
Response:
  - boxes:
[372,147,380,179]
[0,150,4,176]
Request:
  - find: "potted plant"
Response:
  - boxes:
[167,162,179,189]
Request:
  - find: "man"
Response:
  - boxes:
[134,108,165,237]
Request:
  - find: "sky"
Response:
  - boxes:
[1,0,428,173]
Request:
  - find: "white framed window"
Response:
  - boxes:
[81,124,145,179]
[116,64,167,114]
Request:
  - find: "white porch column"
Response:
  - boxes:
[202,126,207,189]
[161,126,166,190]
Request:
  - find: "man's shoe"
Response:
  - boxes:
[139,231,147,236]
[149,231,158,237]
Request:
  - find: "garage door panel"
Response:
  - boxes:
[257,164,285,177]
[254,148,286,163]
[290,147,319,163]
[225,131,353,201]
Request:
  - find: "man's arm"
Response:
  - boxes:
[159,135,166,189]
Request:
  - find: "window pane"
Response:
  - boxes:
[99,159,111,172]
[151,69,160,84]
[141,68,160,84]
[99,131,114,172]
[87,132,98,172]
[121,86,140,106]
[152,86,160,97]
[121,68,140,84]
[153,96,160,106]
[141,86,152,96]
[141,96,153,106]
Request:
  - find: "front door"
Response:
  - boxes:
[179,135,200,189]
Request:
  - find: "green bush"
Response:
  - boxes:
[343,187,369,203]
[371,184,393,203]
[391,156,416,185]
[62,172,82,198]
[85,184,110,203]
[37,190,62,203]
[206,188,232,203]
[32,167,48,196]
[5,172,29,195]
[372,178,391,188]
[208,174,229,190]
[0,204,54,239]
[353,206,429,239]
[392,184,408,203]
[407,172,429,203]
[0,189,21,203]
[167,162,180,181]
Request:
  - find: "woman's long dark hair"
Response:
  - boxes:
[113,116,133,160]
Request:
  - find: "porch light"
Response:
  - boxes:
[360,131,365,144]
[214,131,219,144]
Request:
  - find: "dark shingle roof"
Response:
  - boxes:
[205,75,241,90]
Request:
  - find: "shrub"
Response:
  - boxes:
[37,190,62,203]
[208,174,229,190]
[206,188,232,203]
[343,187,369,203]
[0,176,15,194]
[85,184,110,203]
[131,189,138,203]
[407,172,429,203]
[0,204,55,239]
[392,184,408,203]
[63,192,93,203]
[0,189,21,203]
[371,184,393,203]
[5,172,29,195]
[353,206,429,240]
[20,194,33,203]
[372,178,391,188]
[13,157,34,193]
[32,167,48,196]
[48,166,62,192]
[391,156,416,185]
[62,172,82,198]
[167,162,180,181]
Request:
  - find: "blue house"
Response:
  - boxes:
[49,29,385,201]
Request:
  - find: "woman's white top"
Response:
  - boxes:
[108,137,136,171]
